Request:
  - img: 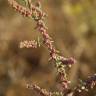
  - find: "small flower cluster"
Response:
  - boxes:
[8,0,46,19]
[27,83,64,96]
[85,74,96,89]
[19,40,38,48]
[73,74,96,95]
[52,92,63,96]
[58,73,70,90]
[8,0,32,17]
[26,84,52,96]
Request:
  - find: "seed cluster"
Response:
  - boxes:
[27,84,52,96]
[85,74,96,89]
[19,40,38,48]
[8,0,32,17]
[73,74,96,95]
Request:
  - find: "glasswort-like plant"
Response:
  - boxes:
[8,0,96,96]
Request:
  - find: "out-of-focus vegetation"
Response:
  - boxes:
[0,0,96,96]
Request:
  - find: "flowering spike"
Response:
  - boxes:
[7,1,96,96]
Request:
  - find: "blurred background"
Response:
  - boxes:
[0,0,96,96]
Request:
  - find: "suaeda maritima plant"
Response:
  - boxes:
[8,0,96,96]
